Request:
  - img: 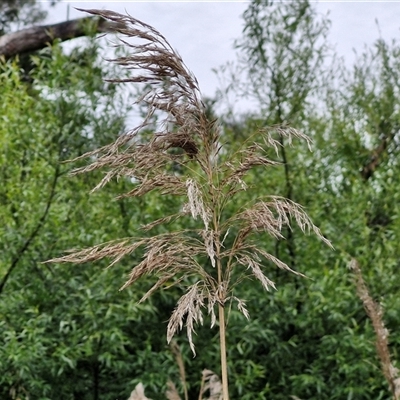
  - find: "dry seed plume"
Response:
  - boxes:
[48,10,331,398]
[350,259,400,400]
[127,383,152,400]
[199,370,223,400]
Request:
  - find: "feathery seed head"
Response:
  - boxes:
[186,179,211,230]
[47,9,332,360]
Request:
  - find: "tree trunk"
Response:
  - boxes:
[0,16,119,58]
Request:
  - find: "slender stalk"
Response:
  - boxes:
[207,128,230,399]
[214,208,229,400]
[198,374,206,400]
[218,301,229,400]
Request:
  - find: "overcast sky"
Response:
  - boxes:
[47,1,400,103]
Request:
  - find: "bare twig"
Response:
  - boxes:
[0,163,61,295]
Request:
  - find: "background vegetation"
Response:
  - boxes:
[0,1,399,399]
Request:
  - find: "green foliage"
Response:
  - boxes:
[218,0,329,125]
[0,0,60,35]
[1,1,400,400]
[0,40,179,400]
[214,1,400,399]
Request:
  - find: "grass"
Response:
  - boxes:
[48,9,331,399]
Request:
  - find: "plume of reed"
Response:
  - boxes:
[47,9,331,400]
[198,370,223,400]
[349,259,400,400]
[127,383,152,400]
[165,381,182,400]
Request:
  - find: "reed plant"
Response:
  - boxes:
[350,259,400,400]
[49,9,331,399]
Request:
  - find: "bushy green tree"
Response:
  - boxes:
[2,1,399,399]
[0,38,183,399]
[0,0,59,34]
[217,1,400,399]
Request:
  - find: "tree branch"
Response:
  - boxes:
[0,163,61,295]
[0,16,120,58]
[361,118,399,181]
[361,134,389,181]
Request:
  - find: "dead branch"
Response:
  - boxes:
[0,16,122,58]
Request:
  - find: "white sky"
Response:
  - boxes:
[45,1,400,104]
